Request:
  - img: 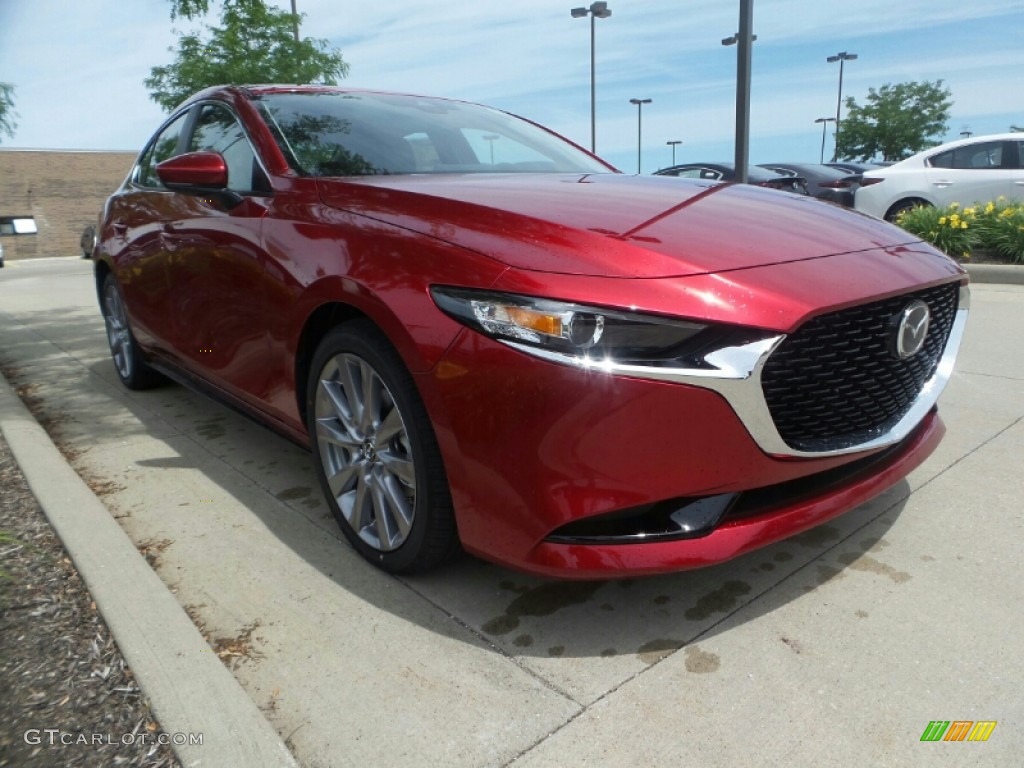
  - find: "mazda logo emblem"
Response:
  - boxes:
[890,300,930,359]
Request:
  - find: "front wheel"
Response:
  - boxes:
[101,273,163,390]
[306,321,458,573]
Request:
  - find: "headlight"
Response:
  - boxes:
[431,287,710,364]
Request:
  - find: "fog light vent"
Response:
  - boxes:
[546,493,738,545]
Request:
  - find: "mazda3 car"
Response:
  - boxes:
[93,85,969,578]
[856,132,1024,220]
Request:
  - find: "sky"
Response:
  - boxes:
[1,0,1022,174]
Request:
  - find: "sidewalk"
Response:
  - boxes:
[0,355,296,767]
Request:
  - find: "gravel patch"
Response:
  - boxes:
[0,434,181,768]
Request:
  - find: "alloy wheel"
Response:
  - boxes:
[313,353,417,552]
[103,280,133,380]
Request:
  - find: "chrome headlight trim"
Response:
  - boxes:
[503,290,969,459]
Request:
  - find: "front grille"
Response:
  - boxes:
[761,282,959,451]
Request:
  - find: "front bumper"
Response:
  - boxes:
[420,326,947,578]
[522,411,943,578]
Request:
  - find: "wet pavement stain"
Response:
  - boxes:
[481,581,607,636]
[481,615,520,635]
[837,552,911,583]
[513,634,533,648]
[277,486,312,501]
[860,536,890,552]
[684,645,720,673]
[780,636,804,655]
[547,646,565,657]
[855,610,869,618]
[815,564,846,587]
[791,525,841,548]
[600,648,617,657]
[600,603,615,612]
[195,421,227,440]
[637,638,682,665]
[653,595,671,605]
[773,551,794,562]
[684,580,751,621]
[758,562,776,572]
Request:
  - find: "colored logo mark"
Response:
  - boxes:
[920,721,997,742]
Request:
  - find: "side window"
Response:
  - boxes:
[189,104,268,192]
[671,168,705,179]
[1010,140,1023,169]
[929,141,1004,170]
[136,111,190,188]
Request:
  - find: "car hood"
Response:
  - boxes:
[317,173,923,278]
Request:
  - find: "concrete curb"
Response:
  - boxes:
[963,263,1024,285]
[0,376,297,768]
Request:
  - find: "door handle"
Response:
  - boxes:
[931,180,953,188]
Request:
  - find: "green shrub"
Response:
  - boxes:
[896,202,976,260]
[895,198,1024,263]
[976,199,1024,263]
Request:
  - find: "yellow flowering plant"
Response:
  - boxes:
[972,197,1024,263]
[896,202,976,260]
[895,198,1024,263]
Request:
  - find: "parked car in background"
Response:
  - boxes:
[759,163,860,207]
[855,133,1024,221]
[655,162,809,195]
[94,84,968,578]
[826,161,886,174]
[80,224,96,258]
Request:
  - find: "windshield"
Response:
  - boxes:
[254,91,613,177]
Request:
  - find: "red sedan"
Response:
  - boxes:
[94,85,969,578]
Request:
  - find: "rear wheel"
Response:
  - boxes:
[306,321,458,573]
[885,198,930,222]
[101,274,163,390]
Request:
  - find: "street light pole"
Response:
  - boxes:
[483,134,500,164]
[571,2,612,154]
[814,117,835,164]
[290,0,300,43]
[722,0,755,183]
[630,98,651,174]
[667,140,682,167]
[827,51,857,161]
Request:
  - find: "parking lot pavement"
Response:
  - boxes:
[1,257,1021,767]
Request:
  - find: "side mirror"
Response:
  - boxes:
[157,151,228,187]
[156,152,243,208]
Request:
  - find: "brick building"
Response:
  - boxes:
[0,149,136,261]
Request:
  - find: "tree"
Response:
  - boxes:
[167,0,215,19]
[835,80,952,162]
[0,82,16,142]
[146,0,348,112]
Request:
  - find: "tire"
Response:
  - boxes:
[101,273,164,390]
[306,320,458,573]
[885,198,930,222]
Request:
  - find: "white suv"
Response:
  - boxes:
[854,133,1024,221]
